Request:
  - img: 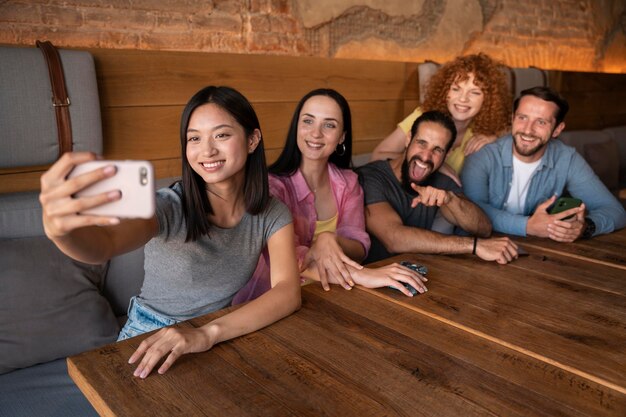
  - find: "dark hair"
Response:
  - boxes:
[269,88,352,175]
[410,110,457,153]
[179,86,269,242]
[513,86,569,125]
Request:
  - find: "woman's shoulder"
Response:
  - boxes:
[263,196,292,219]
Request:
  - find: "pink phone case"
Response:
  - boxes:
[68,160,155,219]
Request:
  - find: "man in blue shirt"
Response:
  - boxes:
[461,86,626,241]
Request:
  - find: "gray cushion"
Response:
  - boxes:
[0,358,97,417]
[0,191,44,239]
[104,247,145,317]
[603,125,626,186]
[0,45,102,168]
[510,67,547,98]
[0,236,119,374]
[558,130,619,192]
[583,139,620,194]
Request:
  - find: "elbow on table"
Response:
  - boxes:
[290,284,302,313]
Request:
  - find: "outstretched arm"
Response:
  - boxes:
[410,184,492,237]
[364,201,517,263]
[300,257,428,297]
[371,127,407,162]
[40,152,157,264]
[565,152,626,235]
[463,133,498,156]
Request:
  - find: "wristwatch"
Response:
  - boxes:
[582,217,596,239]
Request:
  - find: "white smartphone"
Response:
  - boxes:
[68,160,155,219]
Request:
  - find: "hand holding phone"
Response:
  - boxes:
[68,160,155,219]
[387,261,428,296]
[549,197,582,220]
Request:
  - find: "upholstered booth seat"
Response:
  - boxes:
[0,44,145,417]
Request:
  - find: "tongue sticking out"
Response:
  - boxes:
[410,159,431,183]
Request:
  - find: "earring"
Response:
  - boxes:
[335,143,346,156]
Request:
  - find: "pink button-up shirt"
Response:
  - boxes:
[232,163,370,304]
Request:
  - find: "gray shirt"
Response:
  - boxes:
[357,160,462,262]
[138,182,292,320]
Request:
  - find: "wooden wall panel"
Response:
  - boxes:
[549,70,626,130]
[101,100,402,162]
[560,91,626,130]
[90,49,407,107]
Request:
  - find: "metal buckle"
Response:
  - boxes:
[52,97,71,107]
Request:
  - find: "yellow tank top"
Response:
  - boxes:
[313,213,338,239]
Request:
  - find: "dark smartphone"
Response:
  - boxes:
[387,261,428,296]
[549,197,582,220]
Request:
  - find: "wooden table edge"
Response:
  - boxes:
[67,356,117,417]
[518,241,626,271]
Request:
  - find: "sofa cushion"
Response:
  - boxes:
[557,130,619,193]
[0,45,102,168]
[0,191,44,239]
[104,246,145,317]
[0,236,119,374]
[603,125,626,187]
[0,358,97,417]
[583,139,620,194]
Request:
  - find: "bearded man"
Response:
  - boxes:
[461,86,625,242]
[357,110,518,264]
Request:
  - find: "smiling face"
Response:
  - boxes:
[185,103,259,187]
[296,95,345,164]
[446,72,485,124]
[402,121,452,186]
[511,95,565,163]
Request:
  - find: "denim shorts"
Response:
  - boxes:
[118,296,178,341]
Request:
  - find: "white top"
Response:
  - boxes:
[505,156,542,215]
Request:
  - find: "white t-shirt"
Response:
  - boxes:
[505,156,542,215]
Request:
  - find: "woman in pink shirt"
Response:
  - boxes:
[233,89,427,304]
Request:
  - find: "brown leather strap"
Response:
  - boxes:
[36,40,73,158]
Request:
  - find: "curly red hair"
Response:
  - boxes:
[422,53,512,136]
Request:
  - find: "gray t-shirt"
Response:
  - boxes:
[138,182,292,320]
[357,160,462,262]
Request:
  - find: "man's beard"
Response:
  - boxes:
[401,156,433,194]
[513,132,548,157]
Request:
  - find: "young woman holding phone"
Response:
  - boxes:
[39,86,301,378]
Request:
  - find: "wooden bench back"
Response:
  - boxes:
[1,47,624,194]
[1,48,413,193]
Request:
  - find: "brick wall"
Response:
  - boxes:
[0,0,624,72]
[0,0,307,53]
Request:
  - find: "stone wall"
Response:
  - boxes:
[0,0,624,72]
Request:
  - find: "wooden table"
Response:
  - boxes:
[68,232,626,417]
[514,227,626,270]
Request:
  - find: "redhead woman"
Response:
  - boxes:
[39,86,300,378]
[233,89,426,304]
[372,53,511,176]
